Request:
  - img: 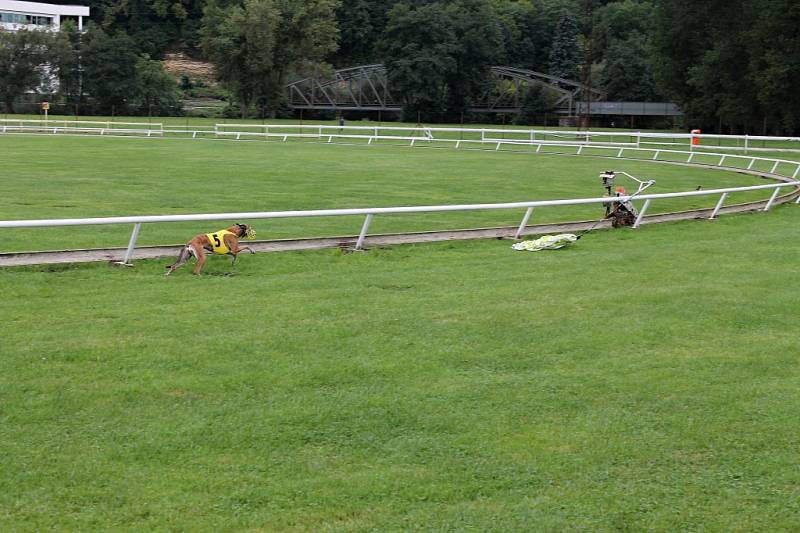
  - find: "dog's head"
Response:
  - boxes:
[236,223,256,240]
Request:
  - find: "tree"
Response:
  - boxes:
[493,0,552,72]
[201,0,340,118]
[380,1,503,121]
[598,33,661,101]
[0,29,53,113]
[650,0,779,133]
[268,0,340,113]
[747,0,800,133]
[80,25,140,113]
[515,84,556,125]
[132,55,182,115]
[331,0,393,67]
[380,2,456,121]
[548,9,582,80]
[442,0,504,116]
[201,0,279,118]
[51,20,83,110]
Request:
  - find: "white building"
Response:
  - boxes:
[0,0,89,32]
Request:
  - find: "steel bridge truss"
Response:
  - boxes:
[286,64,605,114]
[287,64,398,112]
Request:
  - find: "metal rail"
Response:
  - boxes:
[0,193,795,267]
[1,180,797,266]
[6,122,800,156]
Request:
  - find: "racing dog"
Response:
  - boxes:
[165,223,256,276]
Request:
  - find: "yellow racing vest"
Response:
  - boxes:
[206,230,235,255]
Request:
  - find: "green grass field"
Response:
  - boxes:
[2,208,799,530]
[2,130,800,530]
[0,134,776,253]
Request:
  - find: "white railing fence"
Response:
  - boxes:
[3,121,800,153]
[1,181,797,265]
[5,123,800,178]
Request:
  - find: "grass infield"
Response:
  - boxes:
[2,130,799,530]
[1,206,799,530]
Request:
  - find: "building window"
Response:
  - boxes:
[0,13,53,26]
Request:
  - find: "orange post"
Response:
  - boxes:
[691,129,701,146]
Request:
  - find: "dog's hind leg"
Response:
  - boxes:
[191,245,207,275]
[165,246,192,276]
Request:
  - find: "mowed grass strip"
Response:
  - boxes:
[1,135,771,253]
[1,206,799,530]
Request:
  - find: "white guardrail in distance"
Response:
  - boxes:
[0,119,164,130]
[4,121,800,155]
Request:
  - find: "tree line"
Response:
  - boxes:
[2,0,799,133]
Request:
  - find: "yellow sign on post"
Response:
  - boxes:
[41,101,49,111]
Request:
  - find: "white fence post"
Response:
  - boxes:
[514,207,535,239]
[763,188,781,211]
[633,199,651,228]
[121,223,142,265]
[355,214,373,250]
[710,193,728,219]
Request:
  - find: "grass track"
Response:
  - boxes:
[1,206,799,530]
[1,134,773,253]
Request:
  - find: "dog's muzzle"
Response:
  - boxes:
[244,228,257,240]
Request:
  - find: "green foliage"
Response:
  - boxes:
[330,0,391,66]
[652,0,800,133]
[0,29,53,113]
[80,25,140,112]
[76,25,182,115]
[201,0,339,118]
[598,33,662,101]
[50,21,82,105]
[443,0,504,115]
[548,9,582,80]
[381,0,503,121]
[51,0,205,57]
[592,0,662,101]
[380,3,455,121]
[515,84,556,125]
[493,0,553,71]
[132,55,182,115]
[32,0,800,131]
[749,0,800,133]
[200,0,280,118]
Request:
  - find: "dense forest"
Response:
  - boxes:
[2,0,799,133]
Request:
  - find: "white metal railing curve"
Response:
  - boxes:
[2,121,800,265]
[4,123,800,178]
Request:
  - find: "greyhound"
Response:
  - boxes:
[165,223,256,276]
